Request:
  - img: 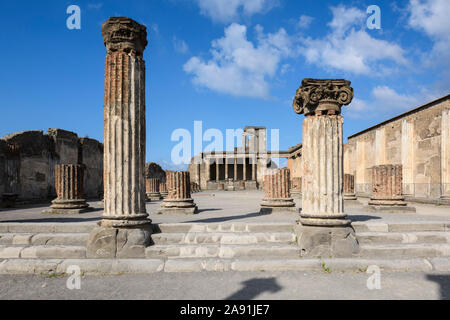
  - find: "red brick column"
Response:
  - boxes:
[343,174,357,200]
[159,171,197,213]
[43,164,90,214]
[369,165,407,206]
[146,178,162,201]
[260,168,296,214]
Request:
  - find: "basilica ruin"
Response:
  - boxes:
[0,16,449,274]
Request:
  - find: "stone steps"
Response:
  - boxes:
[357,231,450,245]
[146,243,301,259]
[154,222,294,234]
[0,245,86,259]
[360,243,450,258]
[2,257,450,274]
[352,221,450,233]
[0,233,89,246]
[151,232,296,245]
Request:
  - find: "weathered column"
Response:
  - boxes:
[343,174,357,200]
[146,178,162,201]
[293,78,359,257]
[42,164,90,214]
[251,156,256,181]
[225,157,228,180]
[290,177,302,198]
[243,157,247,181]
[87,17,151,259]
[216,159,219,182]
[159,171,198,214]
[367,164,415,212]
[441,109,450,200]
[234,157,237,181]
[260,168,297,214]
[159,181,168,198]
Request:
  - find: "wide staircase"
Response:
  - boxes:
[0,221,449,273]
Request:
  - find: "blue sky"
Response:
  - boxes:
[0,0,449,170]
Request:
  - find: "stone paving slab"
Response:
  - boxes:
[1,257,450,275]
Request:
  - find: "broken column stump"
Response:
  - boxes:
[158,171,198,214]
[42,164,91,214]
[366,164,416,212]
[146,178,162,201]
[260,168,297,214]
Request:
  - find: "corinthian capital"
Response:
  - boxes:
[102,17,148,57]
[293,78,353,116]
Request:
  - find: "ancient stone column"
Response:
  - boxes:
[290,177,302,198]
[367,164,415,212]
[42,164,90,214]
[234,157,237,181]
[146,178,162,201]
[159,181,168,198]
[159,171,198,214]
[260,168,297,214]
[215,159,220,182]
[441,109,450,200]
[87,17,151,259]
[293,78,359,257]
[251,156,256,181]
[343,174,357,200]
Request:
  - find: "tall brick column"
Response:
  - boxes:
[260,168,297,214]
[146,178,162,201]
[292,78,359,257]
[42,164,90,214]
[367,164,415,212]
[87,17,152,259]
[159,181,168,198]
[158,171,198,214]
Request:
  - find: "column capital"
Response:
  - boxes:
[102,17,148,57]
[293,78,353,116]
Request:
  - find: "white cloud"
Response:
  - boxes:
[345,85,440,119]
[195,0,278,23]
[297,15,313,29]
[183,23,293,99]
[407,0,450,74]
[299,5,407,75]
[173,36,189,54]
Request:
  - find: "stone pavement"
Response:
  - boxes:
[1,190,449,225]
[0,271,449,300]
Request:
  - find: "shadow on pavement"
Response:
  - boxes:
[426,274,450,300]
[226,277,282,300]
[185,212,262,223]
[348,215,382,222]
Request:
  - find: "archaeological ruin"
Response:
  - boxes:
[0,15,449,276]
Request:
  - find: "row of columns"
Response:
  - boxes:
[210,156,257,182]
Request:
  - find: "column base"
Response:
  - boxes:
[147,192,162,201]
[86,224,153,259]
[158,198,198,214]
[290,190,302,198]
[295,224,360,258]
[42,199,91,214]
[160,191,169,198]
[343,193,357,200]
[260,198,297,214]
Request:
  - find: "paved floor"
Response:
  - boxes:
[0,271,449,300]
[1,190,449,225]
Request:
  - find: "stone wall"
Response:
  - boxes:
[345,95,450,200]
[145,162,166,182]
[0,129,103,202]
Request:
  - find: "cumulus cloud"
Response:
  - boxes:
[183,23,294,99]
[407,0,450,87]
[297,15,314,29]
[195,0,278,23]
[345,85,440,119]
[173,36,189,54]
[299,5,407,75]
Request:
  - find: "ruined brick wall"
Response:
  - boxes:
[0,129,104,202]
[345,95,450,200]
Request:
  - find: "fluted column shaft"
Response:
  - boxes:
[300,114,349,226]
[146,178,160,193]
[263,168,291,199]
[343,174,357,200]
[166,171,191,200]
[54,164,85,201]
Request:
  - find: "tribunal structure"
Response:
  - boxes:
[87,17,151,258]
[293,78,359,257]
[188,126,290,190]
